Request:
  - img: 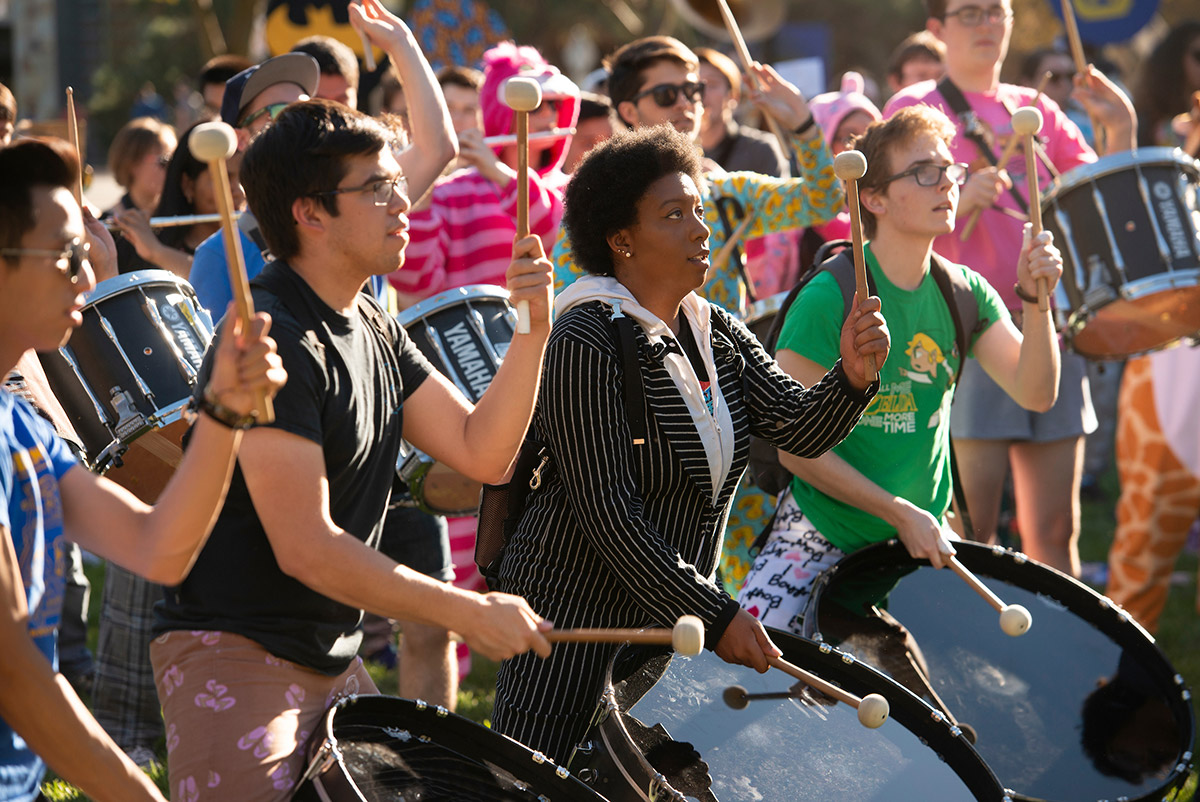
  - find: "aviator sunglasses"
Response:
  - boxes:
[631,80,707,108]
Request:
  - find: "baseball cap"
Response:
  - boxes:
[221,53,320,127]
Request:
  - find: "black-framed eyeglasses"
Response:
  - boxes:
[310,175,408,206]
[943,4,1011,26]
[0,238,89,284]
[631,80,706,108]
[876,162,969,188]
[240,101,290,130]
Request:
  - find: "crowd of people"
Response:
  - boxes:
[1,0,1199,799]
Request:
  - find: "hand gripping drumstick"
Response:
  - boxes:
[833,150,876,383]
[189,122,275,423]
[545,615,705,656]
[959,70,1051,242]
[1011,107,1050,312]
[765,655,890,728]
[712,0,790,154]
[947,555,1032,637]
[503,76,542,335]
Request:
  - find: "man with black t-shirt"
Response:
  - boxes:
[151,97,555,800]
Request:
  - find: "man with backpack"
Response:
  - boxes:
[739,105,1062,634]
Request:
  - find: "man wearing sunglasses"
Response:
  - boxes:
[740,105,1062,637]
[884,0,1136,578]
[0,139,285,802]
[553,35,845,318]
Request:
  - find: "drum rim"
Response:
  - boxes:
[802,539,1197,799]
[82,269,196,304]
[301,693,605,798]
[581,632,1009,801]
[396,283,515,327]
[1043,146,1200,206]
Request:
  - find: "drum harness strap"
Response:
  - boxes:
[937,77,1032,216]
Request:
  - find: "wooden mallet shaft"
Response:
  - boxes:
[713,0,790,154]
[502,77,542,335]
[947,556,1005,612]
[188,122,274,423]
[66,88,83,207]
[543,615,705,656]
[1011,106,1049,311]
[354,0,377,71]
[833,150,876,382]
[959,70,1051,241]
[767,655,890,728]
[1060,0,1088,77]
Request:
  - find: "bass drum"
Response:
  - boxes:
[1042,148,1200,359]
[395,285,516,515]
[803,540,1196,802]
[568,630,1008,801]
[295,694,606,801]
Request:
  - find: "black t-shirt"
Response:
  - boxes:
[154,260,435,674]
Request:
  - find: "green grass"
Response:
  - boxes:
[41,468,1200,798]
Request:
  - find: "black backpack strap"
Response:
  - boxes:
[608,301,647,446]
[825,250,878,319]
[927,252,982,388]
[936,77,1029,214]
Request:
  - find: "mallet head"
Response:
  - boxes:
[999,603,1033,637]
[503,77,543,113]
[833,149,868,181]
[857,693,890,729]
[723,685,749,710]
[189,121,238,163]
[1011,106,1044,138]
[672,615,705,656]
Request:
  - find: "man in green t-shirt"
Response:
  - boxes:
[739,105,1063,635]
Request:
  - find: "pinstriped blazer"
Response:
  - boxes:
[495,300,876,644]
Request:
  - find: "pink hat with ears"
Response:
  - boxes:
[808,72,882,151]
[479,42,580,176]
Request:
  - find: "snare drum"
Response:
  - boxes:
[568,630,1008,801]
[740,290,787,349]
[1042,148,1200,359]
[37,271,212,497]
[294,694,605,801]
[396,285,516,515]
[803,540,1196,802]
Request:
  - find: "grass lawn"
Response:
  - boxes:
[41,462,1200,799]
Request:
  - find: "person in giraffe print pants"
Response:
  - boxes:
[1106,346,1200,633]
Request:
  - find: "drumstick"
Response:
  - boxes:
[189,122,274,423]
[833,150,876,383]
[545,615,705,656]
[959,70,1051,241]
[766,655,890,728]
[947,555,1032,636]
[1011,107,1049,312]
[1060,0,1088,77]
[503,77,542,336]
[712,0,790,154]
[104,212,240,231]
[482,127,575,148]
[353,0,377,71]
[66,87,83,206]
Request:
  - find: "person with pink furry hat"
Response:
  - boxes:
[390,42,579,302]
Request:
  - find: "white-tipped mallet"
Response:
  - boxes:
[833,149,877,383]
[189,121,274,423]
[1010,106,1050,312]
[767,655,889,728]
[947,556,1033,637]
[502,76,543,335]
[545,614,705,656]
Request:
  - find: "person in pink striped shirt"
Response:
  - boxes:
[391,42,579,302]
